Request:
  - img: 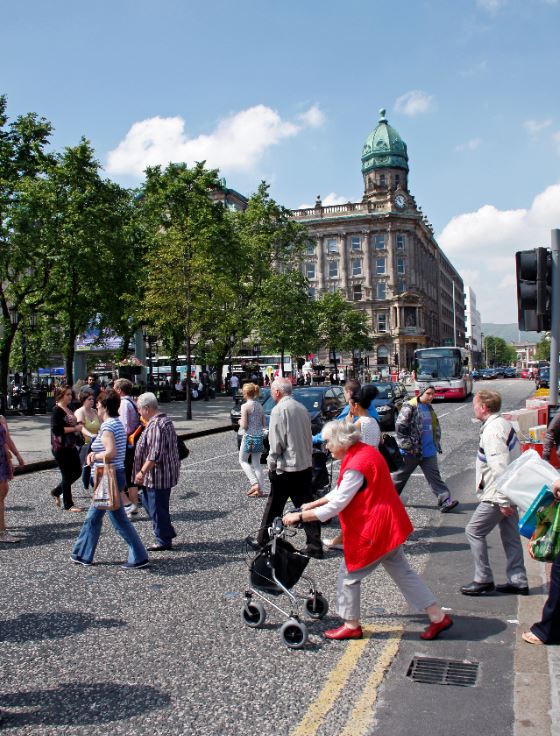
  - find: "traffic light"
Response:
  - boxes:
[515,247,551,332]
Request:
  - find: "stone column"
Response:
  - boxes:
[339,232,347,295]
[317,235,326,291]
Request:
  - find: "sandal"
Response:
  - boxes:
[248,487,265,498]
[67,506,85,513]
[247,485,260,496]
[522,631,544,645]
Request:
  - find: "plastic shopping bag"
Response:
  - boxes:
[495,449,560,513]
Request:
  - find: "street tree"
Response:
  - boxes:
[484,335,516,366]
[535,333,551,362]
[0,95,54,397]
[316,291,372,376]
[140,162,237,419]
[254,270,318,376]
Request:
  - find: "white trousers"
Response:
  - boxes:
[238,446,264,490]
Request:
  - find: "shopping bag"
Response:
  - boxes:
[495,449,560,512]
[242,433,264,454]
[528,501,560,562]
[378,433,404,472]
[92,463,121,511]
[177,436,190,460]
[518,485,555,538]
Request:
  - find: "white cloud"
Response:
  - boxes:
[394,90,434,117]
[456,137,482,152]
[524,118,553,136]
[438,184,560,322]
[476,0,508,12]
[106,104,325,177]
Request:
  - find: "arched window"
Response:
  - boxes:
[377,345,390,365]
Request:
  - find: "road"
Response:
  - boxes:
[0,379,537,735]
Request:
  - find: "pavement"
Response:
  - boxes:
[7,395,237,475]
[2,385,559,734]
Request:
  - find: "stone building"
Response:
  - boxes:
[465,286,483,367]
[291,108,465,370]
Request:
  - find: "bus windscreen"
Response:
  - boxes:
[415,351,462,381]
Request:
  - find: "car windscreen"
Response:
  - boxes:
[261,390,324,413]
[371,383,394,400]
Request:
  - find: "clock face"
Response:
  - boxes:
[395,194,406,209]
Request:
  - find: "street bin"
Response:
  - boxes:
[159,388,171,403]
[31,389,47,414]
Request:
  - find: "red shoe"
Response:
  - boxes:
[420,614,453,640]
[324,624,363,640]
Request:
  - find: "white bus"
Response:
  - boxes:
[414,347,473,401]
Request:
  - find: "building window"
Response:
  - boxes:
[396,282,406,294]
[352,284,362,301]
[306,241,315,255]
[308,287,316,299]
[395,174,400,186]
[351,236,361,251]
[379,173,386,187]
[327,238,338,253]
[328,260,338,278]
[378,313,387,332]
[305,262,316,279]
[396,234,405,250]
[397,257,405,275]
[377,345,389,365]
[352,259,362,276]
[377,282,386,300]
[329,284,338,294]
[374,234,385,249]
[376,257,386,275]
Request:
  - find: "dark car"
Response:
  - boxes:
[536,367,550,390]
[481,368,496,380]
[364,380,409,431]
[230,388,271,430]
[504,367,517,378]
[259,385,346,435]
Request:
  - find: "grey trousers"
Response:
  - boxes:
[465,501,528,586]
[391,453,450,502]
[336,545,437,621]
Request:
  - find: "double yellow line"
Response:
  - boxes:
[291,624,403,736]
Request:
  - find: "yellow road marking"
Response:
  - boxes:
[290,624,403,736]
[339,633,403,736]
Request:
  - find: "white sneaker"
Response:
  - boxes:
[125,503,138,517]
[323,538,344,551]
[0,531,22,543]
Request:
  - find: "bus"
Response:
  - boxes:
[414,347,473,401]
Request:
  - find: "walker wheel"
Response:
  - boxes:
[304,593,329,619]
[241,601,266,628]
[279,618,308,649]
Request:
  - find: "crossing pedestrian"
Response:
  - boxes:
[50,386,85,512]
[0,415,25,543]
[238,382,266,498]
[391,385,459,512]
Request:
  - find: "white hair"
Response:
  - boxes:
[322,420,361,450]
[271,377,293,396]
[137,392,159,410]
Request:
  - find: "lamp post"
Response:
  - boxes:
[142,325,155,387]
[228,333,234,383]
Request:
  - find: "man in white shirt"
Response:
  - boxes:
[114,378,141,516]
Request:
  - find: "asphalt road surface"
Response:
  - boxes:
[0,379,535,735]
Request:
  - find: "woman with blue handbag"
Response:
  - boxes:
[238,382,266,498]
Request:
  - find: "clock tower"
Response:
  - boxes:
[361,108,409,205]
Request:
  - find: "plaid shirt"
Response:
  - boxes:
[133,413,180,489]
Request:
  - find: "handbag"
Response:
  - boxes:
[528,501,560,561]
[378,433,404,472]
[177,436,190,460]
[243,433,264,454]
[92,462,121,511]
[519,485,554,539]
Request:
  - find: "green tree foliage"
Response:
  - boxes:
[0,95,54,395]
[140,162,237,417]
[316,291,372,373]
[484,335,517,366]
[535,334,551,362]
[254,271,318,375]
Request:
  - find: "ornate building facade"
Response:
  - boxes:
[291,108,465,370]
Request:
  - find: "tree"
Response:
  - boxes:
[254,271,318,376]
[140,162,237,419]
[535,333,551,362]
[316,291,372,376]
[0,95,54,397]
[484,335,516,366]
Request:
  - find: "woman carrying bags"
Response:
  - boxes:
[50,385,85,512]
[71,389,149,569]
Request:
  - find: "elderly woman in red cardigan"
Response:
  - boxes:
[283,420,452,641]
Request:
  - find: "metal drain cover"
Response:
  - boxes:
[407,656,479,687]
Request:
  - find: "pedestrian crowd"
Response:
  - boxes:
[0,375,558,648]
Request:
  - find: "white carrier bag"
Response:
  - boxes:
[495,449,560,513]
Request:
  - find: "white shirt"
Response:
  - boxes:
[314,469,363,522]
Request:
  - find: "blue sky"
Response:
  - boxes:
[2,0,560,323]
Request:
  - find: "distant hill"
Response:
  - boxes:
[482,323,541,344]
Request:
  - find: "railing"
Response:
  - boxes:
[291,201,387,219]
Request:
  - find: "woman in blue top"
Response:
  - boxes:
[71,389,149,569]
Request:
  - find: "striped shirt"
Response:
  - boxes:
[91,418,127,470]
[133,413,180,489]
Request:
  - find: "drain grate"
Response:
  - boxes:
[406,656,479,687]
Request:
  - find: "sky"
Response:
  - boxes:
[2,0,560,324]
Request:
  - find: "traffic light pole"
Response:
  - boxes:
[550,229,560,407]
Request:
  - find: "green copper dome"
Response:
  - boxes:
[361,108,409,174]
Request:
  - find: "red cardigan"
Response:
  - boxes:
[339,442,413,572]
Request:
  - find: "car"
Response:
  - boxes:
[504,367,517,378]
[230,388,271,430]
[258,385,347,435]
[364,380,409,431]
[536,367,550,390]
[480,368,496,380]
[520,369,530,379]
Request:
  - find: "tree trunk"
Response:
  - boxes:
[0,328,17,402]
[280,348,285,377]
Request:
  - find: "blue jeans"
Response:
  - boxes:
[72,467,148,564]
[141,487,176,546]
